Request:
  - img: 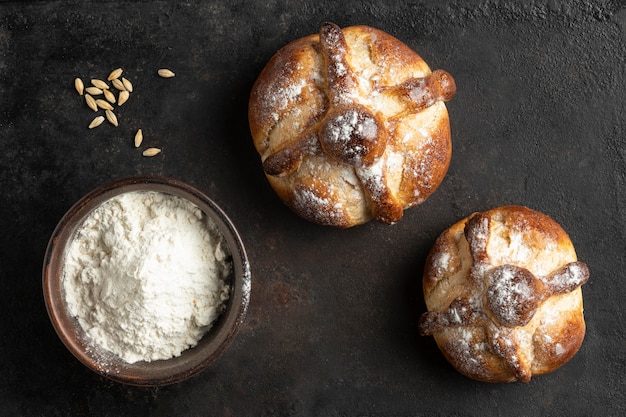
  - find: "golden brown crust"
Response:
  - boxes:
[249,23,455,227]
[419,206,588,383]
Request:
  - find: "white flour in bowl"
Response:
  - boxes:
[62,190,231,363]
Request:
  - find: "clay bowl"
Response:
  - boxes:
[43,175,251,386]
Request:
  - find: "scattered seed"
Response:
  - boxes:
[74,78,84,95]
[88,116,105,129]
[91,79,109,89]
[143,147,161,157]
[158,68,175,78]
[95,99,114,110]
[85,86,103,95]
[107,68,123,81]
[85,94,98,112]
[105,109,118,127]
[134,129,143,148]
[118,90,130,106]
[122,77,133,92]
[103,89,116,103]
[111,78,126,91]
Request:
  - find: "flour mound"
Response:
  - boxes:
[63,191,231,363]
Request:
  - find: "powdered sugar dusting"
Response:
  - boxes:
[291,184,346,226]
[444,327,489,379]
[324,109,376,165]
[507,231,532,262]
[267,78,308,122]
[435,251,451,271]
[542,262,589,294]
[356,158,385,200]
[325,29,347,77]
[320,22,355,104]
[465,213,491,276]
[486,265,538,327]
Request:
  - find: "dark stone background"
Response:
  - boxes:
[1,0,624,415]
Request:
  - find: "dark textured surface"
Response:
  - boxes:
[1,0,625,415]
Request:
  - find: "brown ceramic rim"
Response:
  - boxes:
[42,175,251,386]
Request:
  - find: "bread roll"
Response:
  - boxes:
[249,22,455,227]
[418,206,589,383]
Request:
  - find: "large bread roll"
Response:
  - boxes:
[419,206,589,383]
[249,22,455,227]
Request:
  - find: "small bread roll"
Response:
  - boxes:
[249,22,455,227]
[418,206,589,383]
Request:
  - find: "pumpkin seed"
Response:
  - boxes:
[118,90,129,106]
[88,116,105,129]
[111,78,126,91]
[103,89,116,103]
[85,86,103,95]
[74,78,84,95]
[142,147,161,157]
[122,77,133,92]
[85,94,98,112]
[91,79,109,89]
[134,129,143,148]
[158,68,175,78]
[95,99,114,110]
[107,68,123,81]
[105,109,118,127]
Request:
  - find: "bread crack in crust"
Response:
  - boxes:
[419,206,589,383]
[249,23,455,227]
